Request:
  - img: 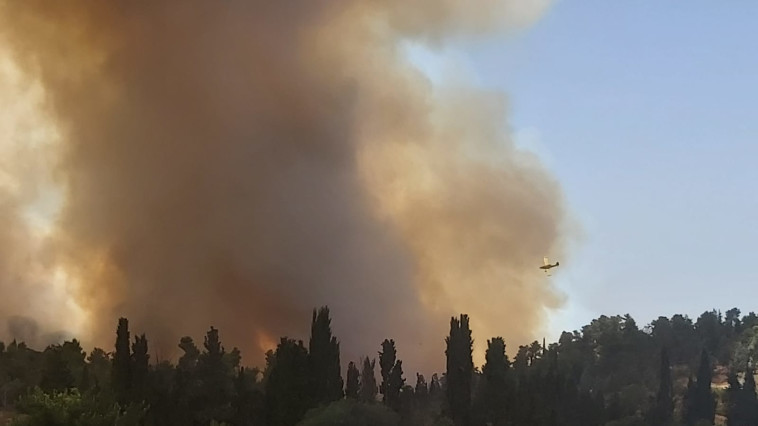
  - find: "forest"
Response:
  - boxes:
[0,306,757,426]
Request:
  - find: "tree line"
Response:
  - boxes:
[1,306,758,425]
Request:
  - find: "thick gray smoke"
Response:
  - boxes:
[0,0,566,373]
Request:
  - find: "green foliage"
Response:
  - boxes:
[11,387,145,426]
[297,399,399,426]
[7,306,758,426]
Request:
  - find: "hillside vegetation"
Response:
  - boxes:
[0,307,756,425]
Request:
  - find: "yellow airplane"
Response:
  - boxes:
[540,257,560,275]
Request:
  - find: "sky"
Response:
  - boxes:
[407,0,758,340]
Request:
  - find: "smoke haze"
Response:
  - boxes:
[0,0,566,372]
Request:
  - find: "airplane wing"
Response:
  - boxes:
[543,257,549,266]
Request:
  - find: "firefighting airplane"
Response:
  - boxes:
[540,257,560,276]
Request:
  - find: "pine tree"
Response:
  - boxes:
[346,361,360,399]
[446,314,473,426]
[359,357,378,402]
[131,333,149,402]
[379,339,397,402]
[111,317,132,404]
[308,306,344,404]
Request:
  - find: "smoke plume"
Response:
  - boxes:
[0,0,565,372]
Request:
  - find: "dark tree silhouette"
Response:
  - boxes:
[308,306,344,405]
[744,367,758,424]
[359,357,378,403]
[446,314,473,426]
[482,337,509,425]
[728,366,758,426]
[80,364,92,392]
[172,336,202,425]
[346,361,360,399]
[131,333,149,402]
[87,347,110,389]
[726,371,743,426]
[386,359,405,411]
[195,326,235,424]
[429,373,441,398]
[648,347,673,425]
[415,373,428,407]
[379,339,397,403]
[265,338,311,426]
[111,317,131,404]
[11,305,758,426]
[233,366,264,426]
[39,344,74,393]
[399,384,415,425]
[684,349,716,426]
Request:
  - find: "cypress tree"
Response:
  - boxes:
[112,317,132,404]
[308,306,344,404]
[131,334,149,402]
[265,338,311,426]
[685,349,716,425]
[742,367,758,425]
[726,371,742,426]
[482,337,509,425]
[359,357,378,403]
[386,360,405,411]
[196,326,235,424]
[379,339,397,403]
[429,374,441,398]
[346,361,360,399]
[446,314,473,426]
[415,373,429,406]
[649,347,673,425]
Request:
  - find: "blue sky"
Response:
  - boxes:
[407,1,758,338]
